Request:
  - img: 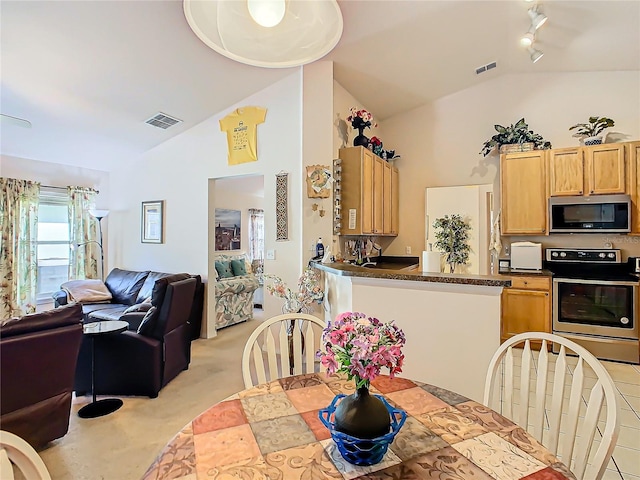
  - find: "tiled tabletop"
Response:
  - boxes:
[142,373,576,480]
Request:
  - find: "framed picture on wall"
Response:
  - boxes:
[142,200,164,244]
[215,208,241,251]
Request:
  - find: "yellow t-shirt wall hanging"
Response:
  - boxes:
[219,106,267,165]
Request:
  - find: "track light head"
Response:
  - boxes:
[520,28,536,47]
[528,6,548,30]
[527,46,544,63]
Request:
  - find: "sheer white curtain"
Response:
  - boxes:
[67,187,99,280]
[0,178,40,318]
[248,208,264,272]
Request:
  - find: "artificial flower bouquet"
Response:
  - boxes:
[346,107,378,130]
[263,267,324,313]
[319,311,406,388]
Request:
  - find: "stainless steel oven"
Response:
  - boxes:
[547,248,640,364]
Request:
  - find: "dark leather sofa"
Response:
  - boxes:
[53,267,204,340]
[0,303,83,447]
[72,273,199,398]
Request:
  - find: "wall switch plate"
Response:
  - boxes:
[266,249,275,260]
[405,246,412,254]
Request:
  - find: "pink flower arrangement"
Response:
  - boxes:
[346,107,378,130]
[263,268,323,313]
[318,312,405,388]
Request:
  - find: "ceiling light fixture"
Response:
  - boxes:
[527,4,548,30]
[520,29,536,47]
[183,0,343,68]
[528,46,544,63]
[247,0,286,28]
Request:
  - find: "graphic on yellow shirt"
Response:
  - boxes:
[219,106,267,165]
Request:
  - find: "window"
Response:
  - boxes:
[37,189,69,301]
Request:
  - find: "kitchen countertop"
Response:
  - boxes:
[312,261,511,287]
[499,268,553,277]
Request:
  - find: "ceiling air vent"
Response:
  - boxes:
[475,61,497,75]
[145,112,182,129]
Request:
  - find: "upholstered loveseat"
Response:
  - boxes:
[214,253,260,329]
[53,267,204,340]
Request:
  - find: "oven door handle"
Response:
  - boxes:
[553,277,640,287]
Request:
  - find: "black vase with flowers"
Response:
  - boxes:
[352,117,371,147]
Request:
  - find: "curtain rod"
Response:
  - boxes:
[41,184,100,194]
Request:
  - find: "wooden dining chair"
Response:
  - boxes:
[0,430,52,480]
[483,332,619,480]
[241,313,326,389]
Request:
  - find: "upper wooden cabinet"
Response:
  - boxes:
[549,147,584,196]
[549,143,626,197]
[586,143,626,195]
[501,150,548,235]
[629,141,640,234]
[338,147,398,236]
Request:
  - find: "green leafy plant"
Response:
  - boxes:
[569,116,615,139]
[480,118,552,157]
[433,214,471,273]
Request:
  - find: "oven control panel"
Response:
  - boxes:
[546,248,621,263]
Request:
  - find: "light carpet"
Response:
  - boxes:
[38,311,264,480]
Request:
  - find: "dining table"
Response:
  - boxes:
[142,372,577,480]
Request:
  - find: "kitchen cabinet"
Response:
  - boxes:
[338,147,398,236]
[587,143,626,195]
[501,275,551,345]
[500,150,547,235]
[549,147,584,196]
[549,143,626,197]
[629,141,640,234]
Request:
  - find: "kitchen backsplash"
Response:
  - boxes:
[503,233,640,260]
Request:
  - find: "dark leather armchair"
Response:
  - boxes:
[74,275,197,398]
[0,303,83,447]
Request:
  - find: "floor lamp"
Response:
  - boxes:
[75,209,109,280]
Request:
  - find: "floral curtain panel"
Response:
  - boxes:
[0,177,40,319]
[67,186,99,280]
[248,208,264,271]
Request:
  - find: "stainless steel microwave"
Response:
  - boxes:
[549,194,631,233]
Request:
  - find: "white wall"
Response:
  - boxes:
[109,72,305,336]
[302,62,335,263]
[382,70,640,256]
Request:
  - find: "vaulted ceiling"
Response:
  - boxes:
[1,0,638,172]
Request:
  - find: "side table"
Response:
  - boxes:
[78,320,128,419]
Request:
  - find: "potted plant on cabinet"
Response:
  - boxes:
[569,116,615,146]
[433,214,471,273]
[480,118,552,157]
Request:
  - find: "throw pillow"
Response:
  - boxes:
[215,260,234,279]
[231,259,247,276]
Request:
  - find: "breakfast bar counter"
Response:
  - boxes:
[313,261,511,402]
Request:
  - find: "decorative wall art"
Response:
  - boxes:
[275,172,288,241]
[305,164,332,198]
[142,200,164,244]
[215,208,242,251]
[219,106,267,165]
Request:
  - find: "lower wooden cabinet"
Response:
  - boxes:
[501,275,551,344]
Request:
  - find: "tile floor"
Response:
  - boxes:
[498,352,640,480]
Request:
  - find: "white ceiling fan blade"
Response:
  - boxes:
[1,114,32,128]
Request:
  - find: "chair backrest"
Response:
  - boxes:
[0,430,52,480]
[242,313,326,389]
[483,332,619,480]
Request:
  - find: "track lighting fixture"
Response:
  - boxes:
[528,46,544,63]
[527,4,548,30]
[520,26,536,47]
